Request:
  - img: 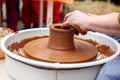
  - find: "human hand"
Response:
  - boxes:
[62,10,91,35]
[62,10,120,36]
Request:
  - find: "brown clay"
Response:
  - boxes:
[0,27,13,60]
[7,24,114,63]
[0,48,4,59]
[23,24,98,63]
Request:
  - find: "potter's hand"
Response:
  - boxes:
[62,10,120,36]
[62,10,91,35]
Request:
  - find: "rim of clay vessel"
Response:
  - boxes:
[48,24,75,50]
[1,28,120,69]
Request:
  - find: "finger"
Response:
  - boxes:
[61,23,79,35]
[69,23,87,35]
[62,16,72,28]
[62,22,87,35]
[61,21,70,29]
[66,23,80,35]
[74,29,79,35]
[64,12,73,21]
[62,23,80,34]
[73,24,87,35]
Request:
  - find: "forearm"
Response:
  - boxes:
[88,12,120,36]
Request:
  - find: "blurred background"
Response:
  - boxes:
[0,0,120,31]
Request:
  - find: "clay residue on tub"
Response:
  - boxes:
[75,37,114,56]
[8,36,47,51]
[7,36,114,63]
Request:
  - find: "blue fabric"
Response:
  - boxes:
[108,34,120,43]
[96,35,120,80]
[96,57,120,80]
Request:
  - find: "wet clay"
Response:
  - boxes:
[7,24,114,63]
[0,48,5,59]
[23,24,98,63]
[0,27,13,59]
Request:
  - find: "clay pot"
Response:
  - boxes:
[24,24,97,63]
[48,24,74,50]
[1,28,120,80]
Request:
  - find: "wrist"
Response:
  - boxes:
[87,15,101,32]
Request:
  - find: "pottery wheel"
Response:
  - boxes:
[24,37,98,63]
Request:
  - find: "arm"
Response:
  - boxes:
[62,10,120,36]
[88,12,120,35]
